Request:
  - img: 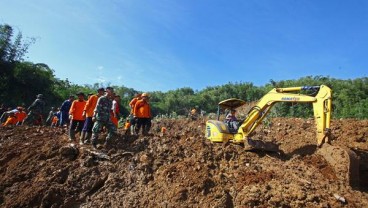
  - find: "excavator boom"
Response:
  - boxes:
[237,85,332,146]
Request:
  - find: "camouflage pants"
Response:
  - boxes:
[92,120,117,144]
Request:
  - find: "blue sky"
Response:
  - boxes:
[1,0,367,92]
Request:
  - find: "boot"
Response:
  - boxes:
[84,132,92,144]
[69,128,76,141]
[143,123,151,136]
[134,126,140,135]
[79,131,85,145]
[104,134,112,147]
[91,133,98,148]
[130,125,135,135]
[143,129,148,136]
[104,139,109,148]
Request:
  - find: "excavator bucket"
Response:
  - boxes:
[317,143,360,187]
[244,138,281,153]
[244,140,360,186]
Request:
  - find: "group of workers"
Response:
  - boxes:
[0,106,28,126]
[1,88,152,148]
[129,92,152,136]
[1,89,238,147]
[0,94,46,126]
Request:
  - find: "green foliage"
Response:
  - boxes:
[0,24,60,110]
[0,24,367,119]
[0,24,35,62]
[267,76,368,119]
[12,62,56,105]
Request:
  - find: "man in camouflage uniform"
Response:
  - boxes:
[91,87,117,148]
[23,94,46,125]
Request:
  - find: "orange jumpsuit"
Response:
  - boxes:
[3,116,18,126]
[133,99,151,135]
[69,99,87,138]
[133,100,151,118]
[129,97,139,114]
[51,116,59,127]
[111,101,120,127]
[84,95,99,118]
[69,100,86,121]
[124,121,131,130]
[15,111,27,123]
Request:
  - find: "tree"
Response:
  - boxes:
[0,24,35,63]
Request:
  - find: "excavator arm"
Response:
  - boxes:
[236,85,332,146]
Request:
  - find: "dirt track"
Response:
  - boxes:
[0,118,367,207]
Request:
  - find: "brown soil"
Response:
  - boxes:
[0,117,367,207]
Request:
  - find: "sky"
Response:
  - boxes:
[1,0,367,92]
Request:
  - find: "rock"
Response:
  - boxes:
[59,144,79,160]
[333,193,346,203]
[83,156,96,167]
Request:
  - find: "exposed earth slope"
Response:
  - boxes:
[0,118,367,207]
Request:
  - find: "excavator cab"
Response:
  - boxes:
[218,98,246,132]
[217,98,246,119]
[206,98,246,142]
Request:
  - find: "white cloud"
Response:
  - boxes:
[96,76,106,83]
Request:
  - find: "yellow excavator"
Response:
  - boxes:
[205,85,359,186]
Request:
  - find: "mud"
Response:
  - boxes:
[0,117,367,207]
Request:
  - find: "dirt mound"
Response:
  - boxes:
[0,118,367,207]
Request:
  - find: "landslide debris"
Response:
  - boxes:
[0,118,367,207]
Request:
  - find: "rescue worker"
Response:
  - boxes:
[129,93,141,134]
[55,108,61,127]
[129,93,141,112]
[23,94,45,125]
[190,107,198,120]
[2,112,18,126]
[81,88,105,144]
[111,95,121,128]
[133,92,152,135]
[91,87,117,148]
[1,107,23,124]
[225,109,238,133]
[68,92,86,141]
[45,107,57,126]
[51,108,60,128]
[15,107,27,125]
[60,95,74,127]
[123,118,131,135]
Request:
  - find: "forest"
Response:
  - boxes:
[1,24,367,119]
